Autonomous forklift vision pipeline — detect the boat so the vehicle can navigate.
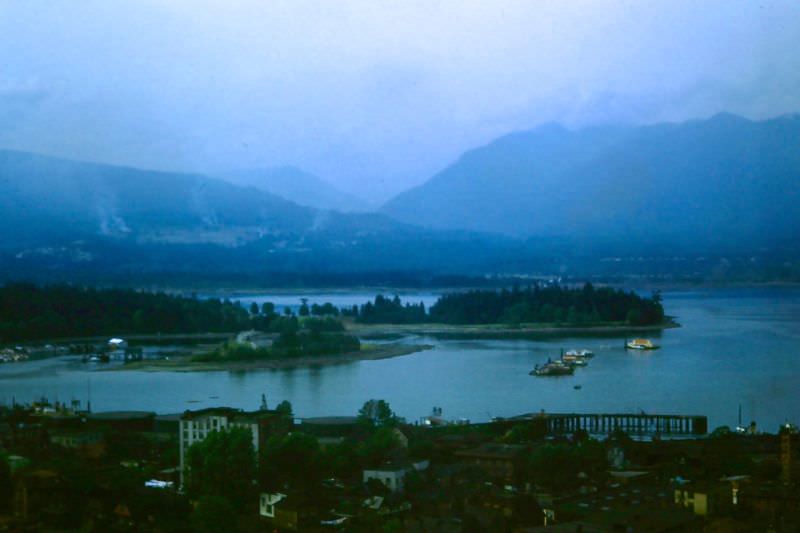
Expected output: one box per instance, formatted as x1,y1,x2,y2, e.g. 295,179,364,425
625,338,659,350
561,353,588,366
565,349,594,358
530,360,574,376
561,349,589,367
574,384,582,390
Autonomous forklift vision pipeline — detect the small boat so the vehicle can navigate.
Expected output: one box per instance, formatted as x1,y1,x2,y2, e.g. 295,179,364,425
562,354,587,365
561,349,589,367
625,338,659,350
566,349,594,358
530,360,575,376
574,384,582,390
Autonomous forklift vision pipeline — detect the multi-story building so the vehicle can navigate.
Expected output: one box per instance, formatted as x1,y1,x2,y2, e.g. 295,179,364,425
179,407,291,488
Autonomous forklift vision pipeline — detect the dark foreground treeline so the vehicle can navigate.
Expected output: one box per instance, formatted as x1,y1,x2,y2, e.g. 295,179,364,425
0,283,252,343
352,283,665,326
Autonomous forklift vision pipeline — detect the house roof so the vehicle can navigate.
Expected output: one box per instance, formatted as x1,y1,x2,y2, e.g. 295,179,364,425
364,462,410,473
89,410,155,421
300,416,359,425
456,443,525,460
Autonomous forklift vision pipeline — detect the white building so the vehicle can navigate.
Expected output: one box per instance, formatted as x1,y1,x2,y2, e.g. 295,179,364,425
362,465,409,493
259,492,286,518
179,407,280,488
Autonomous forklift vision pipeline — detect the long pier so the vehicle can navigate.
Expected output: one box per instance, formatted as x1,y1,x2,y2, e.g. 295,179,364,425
511,412,707,436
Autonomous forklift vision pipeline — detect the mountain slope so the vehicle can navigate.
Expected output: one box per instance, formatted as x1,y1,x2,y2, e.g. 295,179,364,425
221,166,372,212
0,149,526,277
382,114,800,250
0,150,318,248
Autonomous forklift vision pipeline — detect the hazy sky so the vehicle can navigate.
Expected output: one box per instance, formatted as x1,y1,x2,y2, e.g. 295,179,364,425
1,1,798,203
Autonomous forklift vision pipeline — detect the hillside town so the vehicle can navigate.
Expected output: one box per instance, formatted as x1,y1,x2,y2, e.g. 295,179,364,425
1,397,798,532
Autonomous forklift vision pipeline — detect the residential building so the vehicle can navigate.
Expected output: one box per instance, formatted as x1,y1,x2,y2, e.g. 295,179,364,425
49,430,105,458
363,464,409,493
179,407,291,487
259,492,286,519
455,443,525,481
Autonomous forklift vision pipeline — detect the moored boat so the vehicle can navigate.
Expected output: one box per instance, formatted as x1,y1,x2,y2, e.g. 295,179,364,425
561,349,590,366
530,359,575,376
565,349,594,358
625,338,659,350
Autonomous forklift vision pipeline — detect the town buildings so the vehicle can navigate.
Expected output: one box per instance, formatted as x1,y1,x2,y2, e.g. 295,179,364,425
178,406,291,487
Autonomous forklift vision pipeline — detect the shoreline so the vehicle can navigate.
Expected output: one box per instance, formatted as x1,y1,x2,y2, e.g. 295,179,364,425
106,342,433,372
349,319,680,340
8,319,678,350
125,281,800,295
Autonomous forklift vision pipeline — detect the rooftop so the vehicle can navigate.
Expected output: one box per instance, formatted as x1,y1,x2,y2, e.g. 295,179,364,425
456,443,526,459
300,416,359,426
181,407,285,421
88,410,155,421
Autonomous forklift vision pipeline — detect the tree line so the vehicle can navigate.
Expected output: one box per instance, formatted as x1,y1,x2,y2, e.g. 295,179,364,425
347,283,664,326
0,283,252,343
0,282,665,344
428,283,665,326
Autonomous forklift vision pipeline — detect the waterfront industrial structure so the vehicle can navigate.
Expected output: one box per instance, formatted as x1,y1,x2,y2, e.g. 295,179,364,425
511,412,708,437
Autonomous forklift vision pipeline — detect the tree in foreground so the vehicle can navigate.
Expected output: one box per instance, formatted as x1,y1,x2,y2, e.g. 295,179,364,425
186,426,256,505
358,399,398,428
192,495,240,533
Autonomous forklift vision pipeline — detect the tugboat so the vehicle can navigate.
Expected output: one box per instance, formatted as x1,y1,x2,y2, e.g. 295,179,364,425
530,359,575,376
625,338,659,350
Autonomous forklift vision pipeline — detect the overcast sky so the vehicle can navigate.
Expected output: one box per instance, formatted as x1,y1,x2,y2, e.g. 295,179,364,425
1,1,798,203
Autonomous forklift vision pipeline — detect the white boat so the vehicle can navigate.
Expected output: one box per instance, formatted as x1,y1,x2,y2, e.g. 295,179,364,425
565,349,594,358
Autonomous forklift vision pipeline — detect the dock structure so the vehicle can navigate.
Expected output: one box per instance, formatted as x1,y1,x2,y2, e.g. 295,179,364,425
512,412,707,436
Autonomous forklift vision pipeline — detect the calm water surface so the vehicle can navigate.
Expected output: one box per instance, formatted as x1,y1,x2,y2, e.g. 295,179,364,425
1,288,798,432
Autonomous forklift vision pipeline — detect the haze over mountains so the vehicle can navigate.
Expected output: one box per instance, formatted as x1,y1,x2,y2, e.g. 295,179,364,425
0,149,526,281
0,150,315,249
0,113,798,283
383,113,800,251
220,167,373,212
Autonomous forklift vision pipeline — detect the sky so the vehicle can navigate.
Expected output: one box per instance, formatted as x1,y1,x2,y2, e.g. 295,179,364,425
1,1,798,203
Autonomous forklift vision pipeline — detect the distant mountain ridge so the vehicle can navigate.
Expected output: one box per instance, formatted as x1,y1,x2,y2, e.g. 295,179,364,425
220,166,372,212
0,149,531,278
382,113,800,250
1,113,799,285
0,149,316,248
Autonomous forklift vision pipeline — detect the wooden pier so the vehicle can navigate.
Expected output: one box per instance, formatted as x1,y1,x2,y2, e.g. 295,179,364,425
512,412,707,436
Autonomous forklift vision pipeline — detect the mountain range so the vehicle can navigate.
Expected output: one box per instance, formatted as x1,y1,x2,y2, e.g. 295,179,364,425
0,113,798,283
382,113,800,251
0,149,318,249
